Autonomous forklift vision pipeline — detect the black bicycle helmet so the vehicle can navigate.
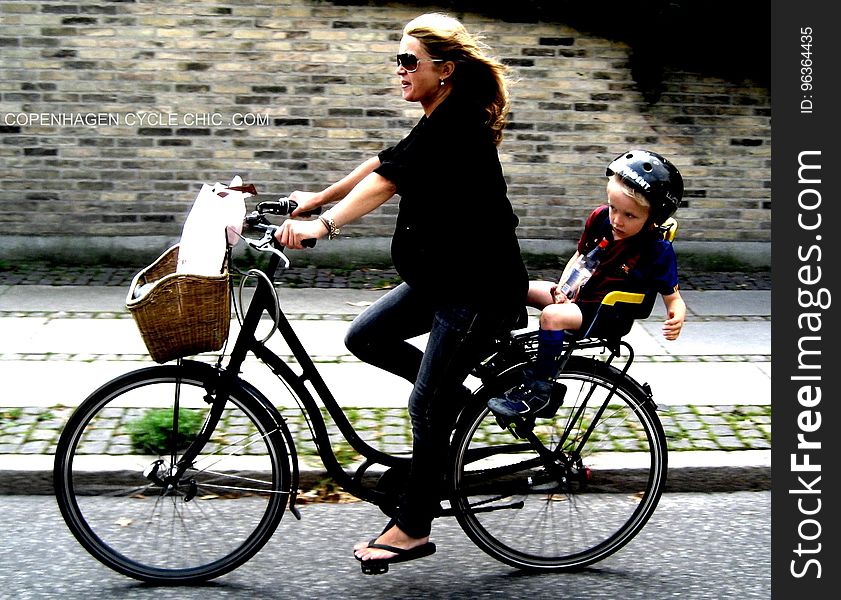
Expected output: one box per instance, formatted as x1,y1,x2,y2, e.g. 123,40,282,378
606,149,683,224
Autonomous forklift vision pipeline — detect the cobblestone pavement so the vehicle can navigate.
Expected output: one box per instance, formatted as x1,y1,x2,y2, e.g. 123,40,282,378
0,262,771,291
0,403,771,464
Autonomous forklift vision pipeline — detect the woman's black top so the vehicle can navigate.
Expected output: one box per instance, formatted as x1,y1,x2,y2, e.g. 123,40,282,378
375,93,528,312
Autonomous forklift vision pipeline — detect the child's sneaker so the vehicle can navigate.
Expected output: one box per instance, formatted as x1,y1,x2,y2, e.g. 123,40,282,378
533,381,566,418
488,379,565,419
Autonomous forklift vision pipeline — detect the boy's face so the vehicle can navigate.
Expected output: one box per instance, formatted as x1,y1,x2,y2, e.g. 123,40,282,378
606,178,651,241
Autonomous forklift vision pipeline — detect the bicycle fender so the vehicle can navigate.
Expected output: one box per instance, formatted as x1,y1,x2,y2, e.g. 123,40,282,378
592,361,657,409
176,361,303,520
231,374,302,520
569,356,659,411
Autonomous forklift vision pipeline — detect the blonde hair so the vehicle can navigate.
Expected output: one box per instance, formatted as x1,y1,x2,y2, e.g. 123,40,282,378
404,13,510,146
612,174,651,210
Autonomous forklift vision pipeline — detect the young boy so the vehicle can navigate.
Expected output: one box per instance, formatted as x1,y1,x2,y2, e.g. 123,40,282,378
489,149,687,419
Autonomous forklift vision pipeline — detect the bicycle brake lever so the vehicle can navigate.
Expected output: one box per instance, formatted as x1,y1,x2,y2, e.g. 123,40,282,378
245,230,290,268
250,203,317,248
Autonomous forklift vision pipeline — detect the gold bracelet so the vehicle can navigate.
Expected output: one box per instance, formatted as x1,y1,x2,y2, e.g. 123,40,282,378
318,215,341,240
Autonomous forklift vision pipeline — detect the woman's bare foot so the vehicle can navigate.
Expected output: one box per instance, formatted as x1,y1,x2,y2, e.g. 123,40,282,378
353,523,429,561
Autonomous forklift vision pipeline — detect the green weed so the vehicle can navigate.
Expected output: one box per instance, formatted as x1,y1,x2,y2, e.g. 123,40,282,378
127,408,204,455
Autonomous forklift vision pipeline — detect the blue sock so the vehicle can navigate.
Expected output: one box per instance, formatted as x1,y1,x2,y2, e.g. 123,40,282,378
533,328,565,380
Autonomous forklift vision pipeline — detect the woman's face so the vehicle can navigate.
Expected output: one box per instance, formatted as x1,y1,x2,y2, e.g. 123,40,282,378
397,35,450,114
606,177,651,240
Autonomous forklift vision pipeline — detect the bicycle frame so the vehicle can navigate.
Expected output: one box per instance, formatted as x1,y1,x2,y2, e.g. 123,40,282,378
172,248,412,511
172,222,655,517
555,335,646,457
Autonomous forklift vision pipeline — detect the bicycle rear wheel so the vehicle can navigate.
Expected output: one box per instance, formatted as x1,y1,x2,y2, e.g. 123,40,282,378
450,355,667,571
53,362,291,584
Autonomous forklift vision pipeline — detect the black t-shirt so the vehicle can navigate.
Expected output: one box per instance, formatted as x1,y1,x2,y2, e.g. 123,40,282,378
375,93,527,311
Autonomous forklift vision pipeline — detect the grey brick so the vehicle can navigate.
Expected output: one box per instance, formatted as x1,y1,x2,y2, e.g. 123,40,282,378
0,0,770,246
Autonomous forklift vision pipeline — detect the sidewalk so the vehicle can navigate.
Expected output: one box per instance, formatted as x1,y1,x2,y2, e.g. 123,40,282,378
0,278,771,494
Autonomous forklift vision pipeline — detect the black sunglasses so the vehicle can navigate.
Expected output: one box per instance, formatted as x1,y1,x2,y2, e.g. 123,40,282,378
395,53,443,73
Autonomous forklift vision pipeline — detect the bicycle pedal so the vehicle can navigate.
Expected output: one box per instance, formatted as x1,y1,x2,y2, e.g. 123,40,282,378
361,560,389,575
494,415,512,430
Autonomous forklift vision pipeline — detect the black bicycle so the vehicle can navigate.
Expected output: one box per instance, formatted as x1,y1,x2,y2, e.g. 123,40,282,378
53,200,668,584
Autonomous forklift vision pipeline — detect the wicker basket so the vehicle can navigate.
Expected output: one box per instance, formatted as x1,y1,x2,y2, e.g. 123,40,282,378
126,244,231,364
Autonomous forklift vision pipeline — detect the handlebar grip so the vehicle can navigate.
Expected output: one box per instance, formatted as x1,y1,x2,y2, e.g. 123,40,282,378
302,238,317,248
256,198,322,217
255,200,290,215
288,199,322,218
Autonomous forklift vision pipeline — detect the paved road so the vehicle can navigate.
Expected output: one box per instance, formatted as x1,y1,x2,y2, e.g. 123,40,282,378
1,492,770,599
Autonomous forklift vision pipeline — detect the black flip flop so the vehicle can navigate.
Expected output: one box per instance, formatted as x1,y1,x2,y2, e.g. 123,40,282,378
356,541,437,575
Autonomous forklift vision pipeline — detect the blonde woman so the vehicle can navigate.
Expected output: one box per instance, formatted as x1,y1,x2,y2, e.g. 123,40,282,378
277,13,528,570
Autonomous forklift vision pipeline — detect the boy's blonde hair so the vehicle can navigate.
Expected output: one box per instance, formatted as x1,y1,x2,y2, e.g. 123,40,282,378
611,174,651,211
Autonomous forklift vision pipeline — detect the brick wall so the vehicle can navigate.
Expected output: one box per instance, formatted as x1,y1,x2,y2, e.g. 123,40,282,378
0,1,770,263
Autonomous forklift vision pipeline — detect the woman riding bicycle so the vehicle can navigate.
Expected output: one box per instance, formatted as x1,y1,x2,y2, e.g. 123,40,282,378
276,13,528,570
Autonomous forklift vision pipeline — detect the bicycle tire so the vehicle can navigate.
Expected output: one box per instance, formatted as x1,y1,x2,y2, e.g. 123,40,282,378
53,362,291,584
450,355,667,571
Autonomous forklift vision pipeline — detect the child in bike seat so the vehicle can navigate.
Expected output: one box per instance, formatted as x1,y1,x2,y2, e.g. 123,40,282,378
488,149,687,419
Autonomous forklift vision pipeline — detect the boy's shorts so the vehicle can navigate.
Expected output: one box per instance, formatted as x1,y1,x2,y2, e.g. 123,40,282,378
577,300,643,340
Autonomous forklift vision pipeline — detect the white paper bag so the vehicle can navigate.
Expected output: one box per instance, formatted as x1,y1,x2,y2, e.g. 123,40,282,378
211,175,250,246
176,176,251,276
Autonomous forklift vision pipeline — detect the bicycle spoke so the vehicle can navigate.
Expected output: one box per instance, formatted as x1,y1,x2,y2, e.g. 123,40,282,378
190,426,281,473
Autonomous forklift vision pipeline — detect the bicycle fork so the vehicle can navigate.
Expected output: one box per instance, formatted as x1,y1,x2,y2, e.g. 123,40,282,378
141,364,237,499
144,256,276,499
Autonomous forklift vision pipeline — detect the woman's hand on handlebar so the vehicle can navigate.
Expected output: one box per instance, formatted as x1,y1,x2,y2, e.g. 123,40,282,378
276,216,325,249
288,191,322,217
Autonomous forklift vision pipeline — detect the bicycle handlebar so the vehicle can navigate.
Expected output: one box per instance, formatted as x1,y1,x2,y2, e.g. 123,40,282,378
242,198,318,259
255,198,322,218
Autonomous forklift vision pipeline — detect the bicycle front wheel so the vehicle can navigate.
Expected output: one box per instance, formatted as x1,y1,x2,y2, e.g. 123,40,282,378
53,363,291,584
451,355,667,571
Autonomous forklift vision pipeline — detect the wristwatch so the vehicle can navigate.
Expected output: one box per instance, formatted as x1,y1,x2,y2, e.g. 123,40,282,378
318,216,341,240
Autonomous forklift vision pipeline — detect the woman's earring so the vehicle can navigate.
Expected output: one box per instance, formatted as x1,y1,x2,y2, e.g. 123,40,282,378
439,79,445,87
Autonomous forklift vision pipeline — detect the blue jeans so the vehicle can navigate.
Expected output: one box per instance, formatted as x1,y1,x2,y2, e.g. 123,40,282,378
345,283,511,538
